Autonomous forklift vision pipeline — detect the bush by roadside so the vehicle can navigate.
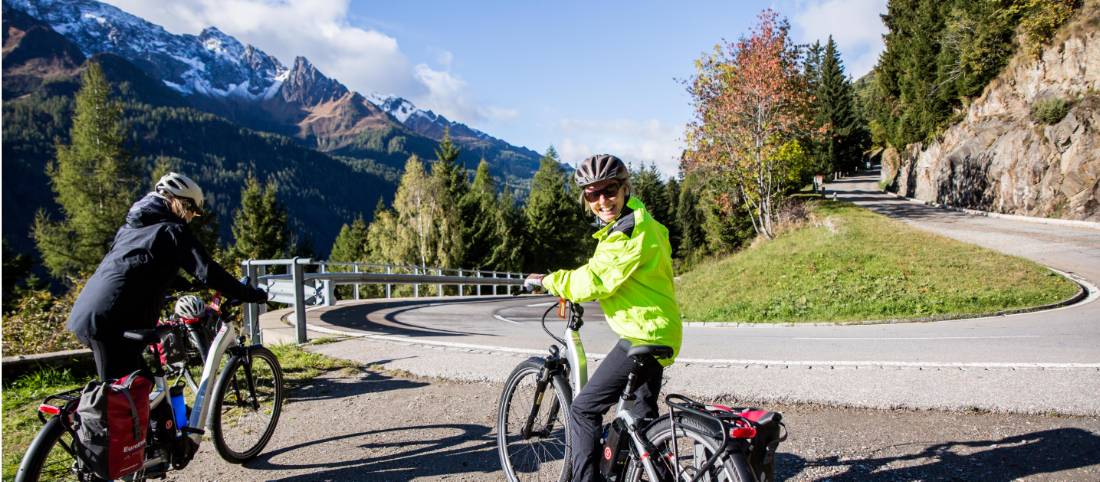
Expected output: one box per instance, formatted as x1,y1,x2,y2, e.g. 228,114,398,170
2,284,84,357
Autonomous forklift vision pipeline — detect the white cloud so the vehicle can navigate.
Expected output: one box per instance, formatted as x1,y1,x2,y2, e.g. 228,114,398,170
789,0,888,77
102,0,506,126
555,119,683,178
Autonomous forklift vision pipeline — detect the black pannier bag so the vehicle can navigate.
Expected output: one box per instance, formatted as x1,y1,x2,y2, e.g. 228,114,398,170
737,408,786,482
70,371,154,479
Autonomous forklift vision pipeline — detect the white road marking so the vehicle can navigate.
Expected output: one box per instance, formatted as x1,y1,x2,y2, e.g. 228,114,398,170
493,314,521,325
293,323,1100,370
794,335,1041,341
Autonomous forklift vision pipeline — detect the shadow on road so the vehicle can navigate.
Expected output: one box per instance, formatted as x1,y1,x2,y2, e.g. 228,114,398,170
785,428,1100,481
317,297,520,338
285,367,427,403
244,423,498,481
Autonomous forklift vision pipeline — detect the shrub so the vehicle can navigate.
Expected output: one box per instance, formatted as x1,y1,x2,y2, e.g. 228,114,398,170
1031,97,1071,124
2,284,84,356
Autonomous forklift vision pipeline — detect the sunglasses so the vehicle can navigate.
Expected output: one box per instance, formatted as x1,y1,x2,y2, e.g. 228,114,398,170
583,182,622,203
181,198,202,216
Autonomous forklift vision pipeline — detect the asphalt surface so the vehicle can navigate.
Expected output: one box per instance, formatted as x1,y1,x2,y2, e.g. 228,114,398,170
173,172,1100,481
167,365,1100,481
258,173,1100,414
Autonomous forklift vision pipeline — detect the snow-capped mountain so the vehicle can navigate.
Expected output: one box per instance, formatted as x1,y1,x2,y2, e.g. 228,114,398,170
368,93,494,142
7,0,288,99
8,0,542,178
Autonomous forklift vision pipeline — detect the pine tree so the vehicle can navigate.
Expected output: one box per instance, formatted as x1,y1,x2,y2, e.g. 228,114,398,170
33,62,141,279
431,128,467,268
664,177,682,257
492,189,525,271
523,147,592,272
225,177,290,266
461,160,503,269
631,164,669,225
814,37,868,175
329,216,370,264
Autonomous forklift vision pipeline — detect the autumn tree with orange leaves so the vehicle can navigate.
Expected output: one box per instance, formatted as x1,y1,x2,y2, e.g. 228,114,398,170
684,9,813,239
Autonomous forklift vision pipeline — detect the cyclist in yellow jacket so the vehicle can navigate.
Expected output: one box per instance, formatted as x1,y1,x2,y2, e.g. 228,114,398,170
525,154,682,481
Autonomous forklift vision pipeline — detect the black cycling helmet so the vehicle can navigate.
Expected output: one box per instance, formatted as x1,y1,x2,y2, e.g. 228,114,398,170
574,154,628,188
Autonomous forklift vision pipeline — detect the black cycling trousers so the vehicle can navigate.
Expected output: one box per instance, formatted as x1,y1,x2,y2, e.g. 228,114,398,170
568,339,664,481
88,338,147,381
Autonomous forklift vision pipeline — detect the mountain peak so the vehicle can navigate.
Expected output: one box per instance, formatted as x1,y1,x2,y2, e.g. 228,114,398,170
280,54,347,106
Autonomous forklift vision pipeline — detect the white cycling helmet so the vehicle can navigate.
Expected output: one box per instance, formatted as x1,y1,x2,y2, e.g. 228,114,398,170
175,295,206,319
156,172,204,210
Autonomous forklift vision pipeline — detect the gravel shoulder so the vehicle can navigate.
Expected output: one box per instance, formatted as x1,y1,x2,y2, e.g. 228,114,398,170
165,341,1100,482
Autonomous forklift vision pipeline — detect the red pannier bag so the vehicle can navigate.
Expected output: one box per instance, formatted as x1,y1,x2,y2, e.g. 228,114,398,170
73,370,153,479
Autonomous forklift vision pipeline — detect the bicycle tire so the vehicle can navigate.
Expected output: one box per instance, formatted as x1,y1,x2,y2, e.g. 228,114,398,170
210,345,284,463
15,416,85,482
622,414,755,482
497,358,573,482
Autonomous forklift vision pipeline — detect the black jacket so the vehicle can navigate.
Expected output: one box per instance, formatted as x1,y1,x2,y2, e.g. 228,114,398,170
67,193,260,343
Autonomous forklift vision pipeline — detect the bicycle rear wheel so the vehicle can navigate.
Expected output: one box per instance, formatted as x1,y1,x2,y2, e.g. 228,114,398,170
623,415,753,482
210,345,284,463
15,417,85,482
497,358,573,482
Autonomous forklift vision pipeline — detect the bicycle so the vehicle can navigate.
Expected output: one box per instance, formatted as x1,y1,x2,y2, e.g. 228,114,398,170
16,291,285,482
496,295,785,482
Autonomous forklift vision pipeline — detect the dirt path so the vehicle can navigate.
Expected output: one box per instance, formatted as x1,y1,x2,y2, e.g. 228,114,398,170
167,366,1100,481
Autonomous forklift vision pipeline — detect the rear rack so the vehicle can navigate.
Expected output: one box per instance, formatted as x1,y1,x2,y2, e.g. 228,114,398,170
664,393,734,482
38,387,82,424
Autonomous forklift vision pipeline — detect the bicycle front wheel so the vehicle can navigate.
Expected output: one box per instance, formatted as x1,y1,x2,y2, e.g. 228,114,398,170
210,345,284,463
623,415,753,482
15,416,84,482
497,358,573,482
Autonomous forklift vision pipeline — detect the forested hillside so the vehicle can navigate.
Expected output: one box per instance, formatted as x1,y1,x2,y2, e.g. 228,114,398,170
864,0,1096,220
2,6,393,259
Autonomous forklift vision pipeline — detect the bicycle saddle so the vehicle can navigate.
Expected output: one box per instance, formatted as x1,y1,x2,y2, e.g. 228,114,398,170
627,345,674,360
122,325,174,344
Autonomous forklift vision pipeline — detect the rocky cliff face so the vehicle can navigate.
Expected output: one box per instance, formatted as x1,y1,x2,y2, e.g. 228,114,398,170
883,6,1100,221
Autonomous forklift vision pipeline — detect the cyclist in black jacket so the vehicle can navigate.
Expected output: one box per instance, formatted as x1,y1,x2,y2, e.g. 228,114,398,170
66,172,267,381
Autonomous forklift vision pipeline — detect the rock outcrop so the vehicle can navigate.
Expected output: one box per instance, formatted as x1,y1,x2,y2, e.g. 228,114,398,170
883,5,1100,221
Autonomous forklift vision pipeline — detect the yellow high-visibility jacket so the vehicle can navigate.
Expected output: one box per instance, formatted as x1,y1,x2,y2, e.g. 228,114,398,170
542,197,682,365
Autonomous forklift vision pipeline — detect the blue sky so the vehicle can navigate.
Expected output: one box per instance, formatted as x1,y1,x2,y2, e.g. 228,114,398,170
106,0,888,177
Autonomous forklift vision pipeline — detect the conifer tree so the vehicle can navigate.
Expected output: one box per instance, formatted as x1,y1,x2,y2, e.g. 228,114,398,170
33,62,141,279
523,147,591,272
329,216,370,264
631,164,670,225
431,128,467,268
492,189,525,271
814,37,868,175
461,160,503,269
225,177,289,266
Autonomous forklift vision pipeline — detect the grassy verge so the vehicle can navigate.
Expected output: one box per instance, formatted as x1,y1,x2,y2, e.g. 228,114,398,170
1,343,358,480
677,201,1079,323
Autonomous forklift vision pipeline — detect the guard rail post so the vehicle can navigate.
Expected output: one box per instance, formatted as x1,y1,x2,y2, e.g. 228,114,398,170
458,269,464,296
243,260,261,344
476,270,482,296
437,268,443,298
492,271,499,296
413,266,420,298
353,264,360,300
321,262,335,307
385,265,392,299
291,257,308,343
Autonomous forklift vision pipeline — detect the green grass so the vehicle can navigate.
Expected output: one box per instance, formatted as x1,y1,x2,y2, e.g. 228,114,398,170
1,343,358,480
677,201,1079,323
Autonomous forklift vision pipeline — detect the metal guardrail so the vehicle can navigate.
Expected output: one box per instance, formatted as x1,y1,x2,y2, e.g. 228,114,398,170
241,258,525,344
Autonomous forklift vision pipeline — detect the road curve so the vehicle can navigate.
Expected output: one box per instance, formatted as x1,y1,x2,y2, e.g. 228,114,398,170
264,173,1100,414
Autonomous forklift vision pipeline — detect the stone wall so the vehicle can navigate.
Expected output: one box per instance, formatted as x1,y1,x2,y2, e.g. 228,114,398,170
883,6,1100,221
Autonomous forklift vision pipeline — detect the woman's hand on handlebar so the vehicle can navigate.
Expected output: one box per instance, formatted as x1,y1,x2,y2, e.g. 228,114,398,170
523,273,545,294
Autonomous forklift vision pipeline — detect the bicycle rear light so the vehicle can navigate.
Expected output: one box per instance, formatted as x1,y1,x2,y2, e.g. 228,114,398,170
37,404,61,416
730,425,757,439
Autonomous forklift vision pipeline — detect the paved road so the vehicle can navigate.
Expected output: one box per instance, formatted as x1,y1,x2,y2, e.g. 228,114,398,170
262,173,1100,414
